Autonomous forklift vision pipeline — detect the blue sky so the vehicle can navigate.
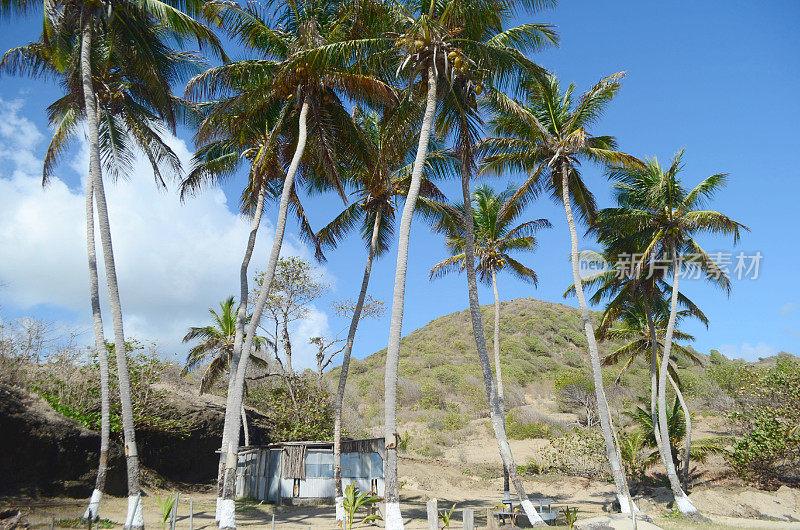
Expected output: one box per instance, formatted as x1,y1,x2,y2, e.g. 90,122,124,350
0,0,798,367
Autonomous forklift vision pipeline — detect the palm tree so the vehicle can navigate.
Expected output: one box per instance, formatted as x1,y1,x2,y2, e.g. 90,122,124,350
360,0,558,524
2,9,220,525
429,183,549,499
599,301,704,489
565,245,707,474
480,72,641,513
627,397,729,484
598,151,747,514
185,2,395,526
83,179,111,523
183,297,268,446
314,105,450,524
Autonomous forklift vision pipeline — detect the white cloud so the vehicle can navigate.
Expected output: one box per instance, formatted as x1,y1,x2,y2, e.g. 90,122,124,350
717,341,778,360
0,98,331,368
780,302,798,315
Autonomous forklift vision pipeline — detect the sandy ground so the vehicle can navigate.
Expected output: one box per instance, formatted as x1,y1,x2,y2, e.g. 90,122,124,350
7,465,800,529
6,406,800,529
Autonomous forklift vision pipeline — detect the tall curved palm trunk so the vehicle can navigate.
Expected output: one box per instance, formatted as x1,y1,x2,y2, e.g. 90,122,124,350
490,269,510,498
460,167,544,526
335,210,382,523
215,185,266,521
80,17,143,530
658,252,698,515
218,98,311,530
668,373,692,490
559,164,632,514
642,299,662,450
383,67,437,530
82,181,110,523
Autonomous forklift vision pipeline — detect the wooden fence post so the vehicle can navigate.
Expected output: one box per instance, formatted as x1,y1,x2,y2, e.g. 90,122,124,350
170,492,180,530
486,507,499,530
426,499,438,530
462,508,473,530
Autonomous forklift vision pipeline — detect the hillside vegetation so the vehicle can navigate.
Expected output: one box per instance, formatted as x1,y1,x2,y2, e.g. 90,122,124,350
326,297,799,489
329,298,655,431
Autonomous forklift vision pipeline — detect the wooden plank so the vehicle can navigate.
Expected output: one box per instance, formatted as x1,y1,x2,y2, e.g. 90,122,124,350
462,508,474,530
486,507,499,530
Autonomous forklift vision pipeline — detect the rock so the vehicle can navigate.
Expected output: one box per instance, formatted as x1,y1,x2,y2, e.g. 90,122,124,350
0,382,271,496
575,513,663,530
0,382,126,497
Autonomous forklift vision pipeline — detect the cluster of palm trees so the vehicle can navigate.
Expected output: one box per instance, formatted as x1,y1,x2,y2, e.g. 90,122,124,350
1,0,747,526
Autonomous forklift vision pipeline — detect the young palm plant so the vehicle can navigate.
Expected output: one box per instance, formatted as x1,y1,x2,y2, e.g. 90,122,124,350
628,397,729,485
186,1,395,526
597,151,747,514
182,297,269,445
313,105,451,524
429,183,550,499
480,72,641,513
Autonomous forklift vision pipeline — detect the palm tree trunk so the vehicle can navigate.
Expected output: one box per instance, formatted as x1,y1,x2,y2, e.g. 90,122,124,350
461,158,544,526
642,297,662,450
281,321,293,374
383,66,437,530
668,374,691,491
491,269,510,500
216,185,265,521
335,210,382,524
218,97,311,530
658,249,698,515
80,16,143,529
240,403,250,447
559,163,632,514
82,179,110,523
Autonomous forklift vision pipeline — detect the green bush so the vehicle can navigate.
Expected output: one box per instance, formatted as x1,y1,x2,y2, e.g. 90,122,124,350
248,375,334,441
30,340,192,436
726,357,800,487
506,411,551,440
441,407,468,432
420,381,445,409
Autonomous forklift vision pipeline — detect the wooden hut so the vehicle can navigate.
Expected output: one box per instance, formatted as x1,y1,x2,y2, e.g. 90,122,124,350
235,438,385,503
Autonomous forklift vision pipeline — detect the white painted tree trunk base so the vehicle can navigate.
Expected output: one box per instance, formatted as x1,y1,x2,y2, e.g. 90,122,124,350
618,494,638,514
215,497,222,522
675,494,698,515
520,499,546,525
335,496,344,523
219,498,236,529
384,501,404,529
124,495,143,529
83,489,103,521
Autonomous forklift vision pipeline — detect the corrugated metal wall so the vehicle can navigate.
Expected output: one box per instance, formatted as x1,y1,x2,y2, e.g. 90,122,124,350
236,445,385,502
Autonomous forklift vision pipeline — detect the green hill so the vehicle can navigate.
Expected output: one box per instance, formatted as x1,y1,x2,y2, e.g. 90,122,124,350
326,297,682,436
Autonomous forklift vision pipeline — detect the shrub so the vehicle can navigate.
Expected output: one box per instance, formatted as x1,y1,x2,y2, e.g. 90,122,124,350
506,411,551,440
539,429,610,479
29,339,192,436
417,443,444,459
441,406,468,432
248,375,334,441
420,381,445,409
726,357,800,487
